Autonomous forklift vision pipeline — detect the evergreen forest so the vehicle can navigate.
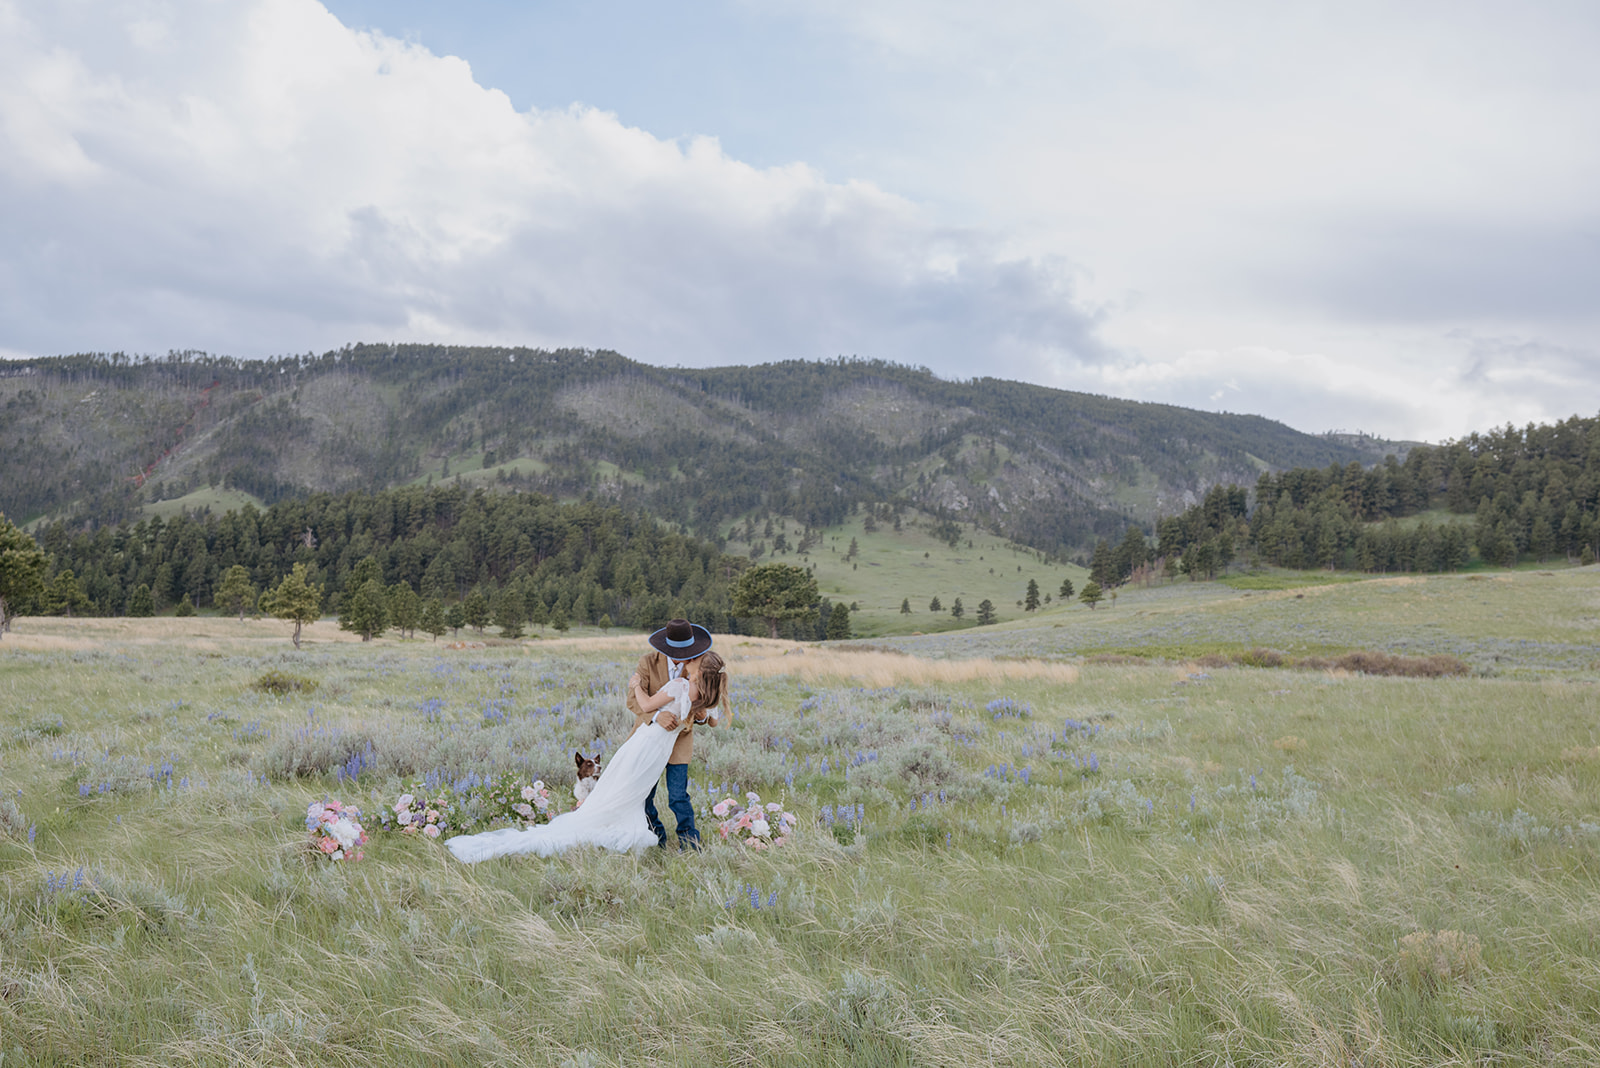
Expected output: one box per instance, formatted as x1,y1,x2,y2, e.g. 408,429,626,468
1086,415,1600,586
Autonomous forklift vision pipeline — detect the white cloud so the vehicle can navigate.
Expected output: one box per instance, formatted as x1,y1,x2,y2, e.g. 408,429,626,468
4,0,1599,444
0,0,1101,374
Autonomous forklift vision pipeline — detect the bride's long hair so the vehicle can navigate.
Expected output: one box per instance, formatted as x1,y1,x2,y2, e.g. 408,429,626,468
689,651,726,711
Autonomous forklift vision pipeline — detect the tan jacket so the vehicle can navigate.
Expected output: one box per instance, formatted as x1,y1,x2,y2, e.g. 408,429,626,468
625,651,723,765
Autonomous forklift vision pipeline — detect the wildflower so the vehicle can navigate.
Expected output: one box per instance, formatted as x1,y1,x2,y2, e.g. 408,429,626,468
423,824,441,838
521,785,537,801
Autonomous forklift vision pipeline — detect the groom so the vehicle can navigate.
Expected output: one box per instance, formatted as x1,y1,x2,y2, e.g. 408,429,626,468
626,618,717,850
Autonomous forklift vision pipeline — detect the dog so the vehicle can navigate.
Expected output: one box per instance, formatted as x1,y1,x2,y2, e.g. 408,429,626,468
573,752,601,806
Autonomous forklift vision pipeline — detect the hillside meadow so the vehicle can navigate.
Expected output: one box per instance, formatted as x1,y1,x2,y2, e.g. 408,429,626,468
2,571,1599,1066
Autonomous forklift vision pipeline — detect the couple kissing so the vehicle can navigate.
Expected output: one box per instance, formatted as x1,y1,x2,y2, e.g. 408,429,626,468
447,619,726,863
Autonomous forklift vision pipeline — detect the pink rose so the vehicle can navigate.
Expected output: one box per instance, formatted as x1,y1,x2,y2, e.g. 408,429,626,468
423,824,441,838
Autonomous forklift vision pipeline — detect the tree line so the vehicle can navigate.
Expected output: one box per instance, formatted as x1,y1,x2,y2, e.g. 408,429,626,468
8,486,747,633
1090,412,1600,584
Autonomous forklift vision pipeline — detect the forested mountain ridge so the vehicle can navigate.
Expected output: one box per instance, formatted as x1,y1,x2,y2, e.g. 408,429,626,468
0,346,1374,554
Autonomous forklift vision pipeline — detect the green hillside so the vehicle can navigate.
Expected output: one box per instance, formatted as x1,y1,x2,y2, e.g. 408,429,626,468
0,347,1369,556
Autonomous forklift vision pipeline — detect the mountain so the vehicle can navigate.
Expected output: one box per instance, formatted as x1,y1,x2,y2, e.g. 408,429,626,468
0,346,1372,554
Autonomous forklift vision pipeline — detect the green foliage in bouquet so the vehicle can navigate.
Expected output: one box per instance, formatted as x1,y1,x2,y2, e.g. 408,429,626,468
366,771,557,839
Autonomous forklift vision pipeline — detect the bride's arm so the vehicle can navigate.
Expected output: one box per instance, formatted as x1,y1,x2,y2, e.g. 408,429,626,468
630,675,676,714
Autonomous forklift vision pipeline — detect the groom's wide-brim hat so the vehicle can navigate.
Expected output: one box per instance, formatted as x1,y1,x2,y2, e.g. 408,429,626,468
648,618,713,660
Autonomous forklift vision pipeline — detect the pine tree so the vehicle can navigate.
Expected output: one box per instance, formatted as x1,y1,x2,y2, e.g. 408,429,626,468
421,597,446,641
1089,540,1115,586
388,583,421,638
1079,581,1103,610
732,563,819,639
174,593,197,617
493,587,525,639
950,597,964,619
0,513,48,636
444,601,465,636
929,596,942,612
826,602,852,640
1058,578,1074,600
462,589,491,633
45,568,91,617
127,584,155,618
259,564,322,649
340,579,389,641
900,598,911,614
215,564,257,623
1024,578,1040,611
976,598,996,625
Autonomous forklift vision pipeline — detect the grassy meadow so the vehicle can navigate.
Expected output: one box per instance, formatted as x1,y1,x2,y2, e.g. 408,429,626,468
3,571,1600,1066
725,511,1089,638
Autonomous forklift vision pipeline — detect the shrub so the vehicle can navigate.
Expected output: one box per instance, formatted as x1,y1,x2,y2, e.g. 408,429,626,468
251,670,318,696
1393,930,1481,992
0,798,30,839
257,723,376,780
1299,651,1470,677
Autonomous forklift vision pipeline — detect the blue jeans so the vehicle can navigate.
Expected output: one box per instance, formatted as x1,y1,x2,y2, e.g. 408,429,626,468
644,763,698,849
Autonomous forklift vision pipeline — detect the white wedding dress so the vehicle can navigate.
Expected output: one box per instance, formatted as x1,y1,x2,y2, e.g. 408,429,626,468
446,678,691,863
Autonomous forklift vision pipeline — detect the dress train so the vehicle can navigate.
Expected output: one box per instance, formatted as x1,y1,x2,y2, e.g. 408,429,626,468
446,679,688,863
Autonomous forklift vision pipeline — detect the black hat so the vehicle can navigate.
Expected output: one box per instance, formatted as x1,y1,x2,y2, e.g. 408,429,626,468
648,618,713,660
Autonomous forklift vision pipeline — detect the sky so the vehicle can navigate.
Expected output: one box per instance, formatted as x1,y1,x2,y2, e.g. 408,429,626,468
2,0,1597,442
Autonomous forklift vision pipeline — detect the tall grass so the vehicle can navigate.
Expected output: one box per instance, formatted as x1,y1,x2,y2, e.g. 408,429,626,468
2,604,1598,1065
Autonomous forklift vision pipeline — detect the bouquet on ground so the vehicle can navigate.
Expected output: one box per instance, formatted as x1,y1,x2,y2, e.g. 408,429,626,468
369,771,557,839
388,788,454,838
306,799,368,860
712,791,796,850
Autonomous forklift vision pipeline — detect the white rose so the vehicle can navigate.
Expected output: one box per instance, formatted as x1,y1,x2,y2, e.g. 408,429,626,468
751,818,771,837
330,817,359,849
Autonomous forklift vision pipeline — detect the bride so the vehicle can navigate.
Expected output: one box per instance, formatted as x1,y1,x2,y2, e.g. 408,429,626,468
446,653,724,863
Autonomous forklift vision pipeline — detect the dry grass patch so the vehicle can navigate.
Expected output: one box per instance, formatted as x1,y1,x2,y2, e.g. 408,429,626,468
1393,930,1482,991
733,645,1079,687
0,616,363,651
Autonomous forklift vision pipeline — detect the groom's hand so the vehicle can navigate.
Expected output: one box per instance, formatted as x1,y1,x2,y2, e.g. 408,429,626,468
657,708,680,731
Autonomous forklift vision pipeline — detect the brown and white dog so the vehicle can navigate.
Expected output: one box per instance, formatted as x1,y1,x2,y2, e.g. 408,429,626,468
573,752,601,806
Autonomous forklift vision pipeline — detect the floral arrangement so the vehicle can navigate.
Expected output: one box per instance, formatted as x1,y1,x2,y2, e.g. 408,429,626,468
306,799,367,861
366,771,556,839
712,791,796,850
390,788,451,838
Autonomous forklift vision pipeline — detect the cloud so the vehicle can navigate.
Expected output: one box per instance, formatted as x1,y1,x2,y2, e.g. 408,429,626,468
0,0,1102,374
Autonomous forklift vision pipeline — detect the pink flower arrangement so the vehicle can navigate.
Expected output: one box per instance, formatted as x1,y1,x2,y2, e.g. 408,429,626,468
513,781,554,820
306,799,368,861
391,791,451,836
712,791,796,849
